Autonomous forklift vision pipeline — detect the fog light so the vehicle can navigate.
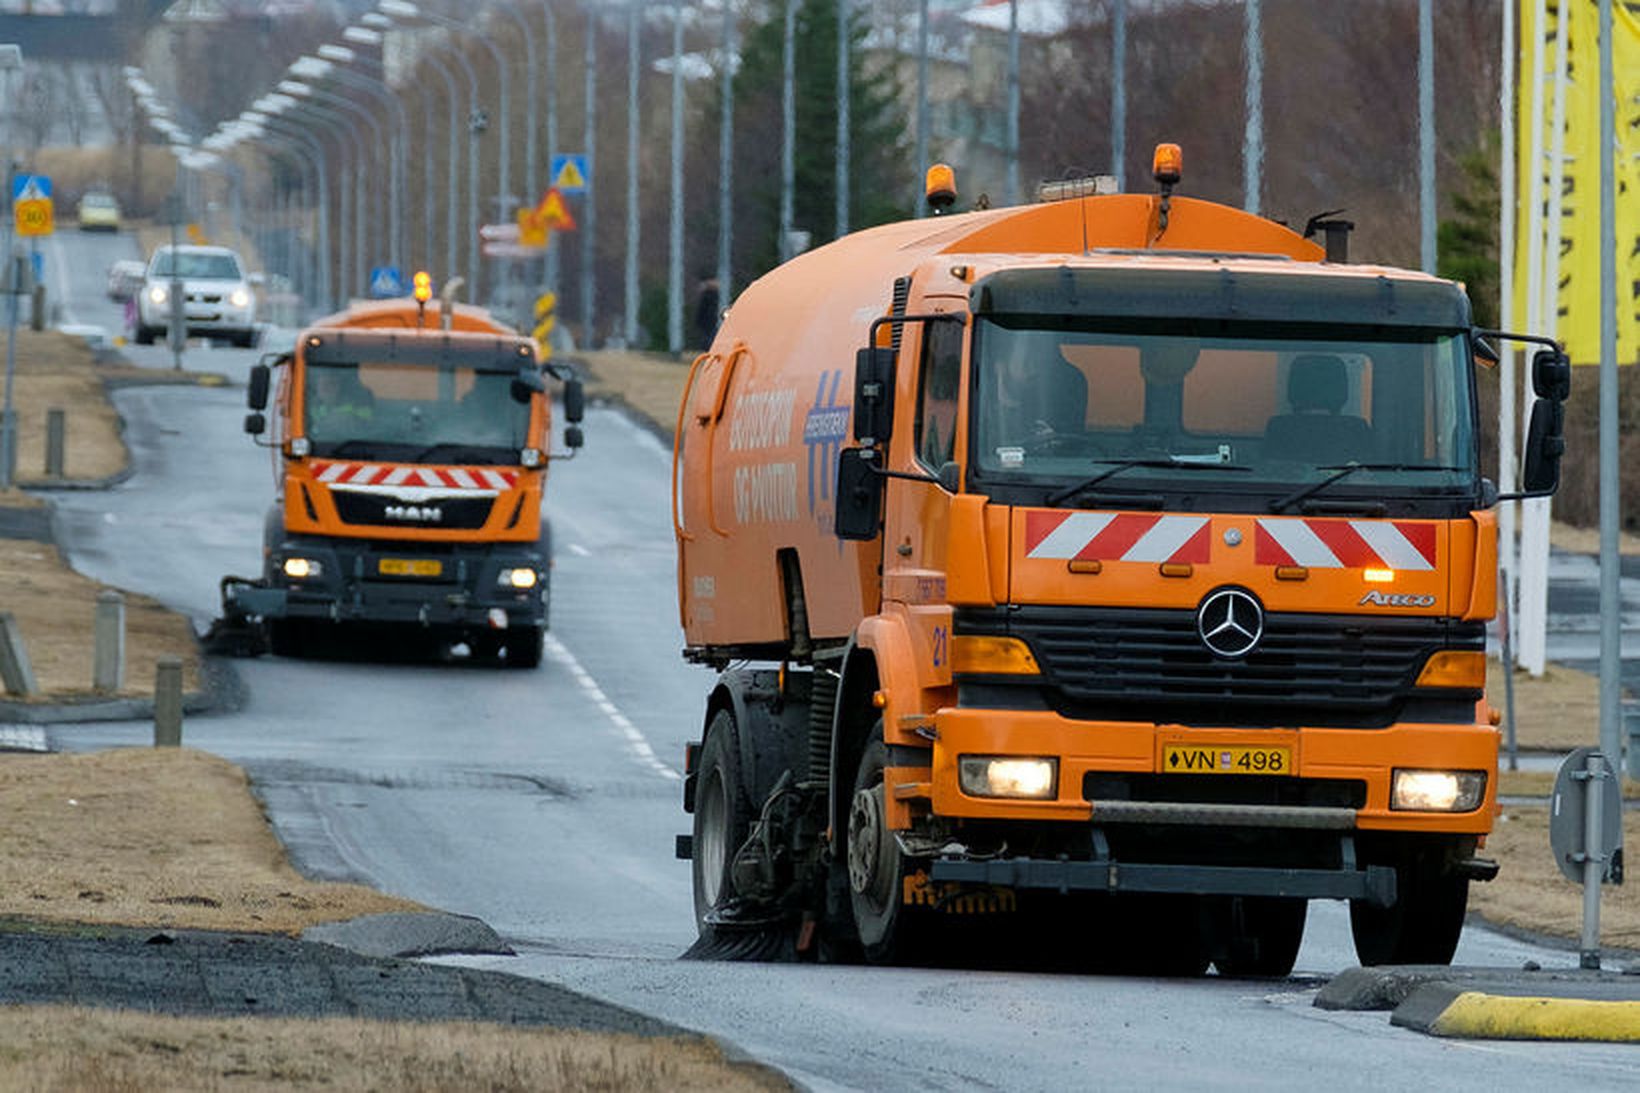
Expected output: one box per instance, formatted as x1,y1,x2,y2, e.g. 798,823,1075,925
1391,769,1486,812
282,557,322,579
498,567,537,589
959,756,1057,799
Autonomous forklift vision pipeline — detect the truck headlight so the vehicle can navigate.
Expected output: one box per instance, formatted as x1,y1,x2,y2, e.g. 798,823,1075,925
229,288,252,309
959,756,1057,800
1390,769,1486,812
147,284,168,305
282,557,323,579
498,567,538,589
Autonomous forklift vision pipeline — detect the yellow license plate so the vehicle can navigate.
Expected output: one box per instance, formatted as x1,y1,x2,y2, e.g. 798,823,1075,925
378,558,442,577
1163,744,1291,776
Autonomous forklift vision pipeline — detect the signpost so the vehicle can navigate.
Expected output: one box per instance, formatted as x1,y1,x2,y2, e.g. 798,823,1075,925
1550,746,1625,968
549,153,589,194
2,174,53,487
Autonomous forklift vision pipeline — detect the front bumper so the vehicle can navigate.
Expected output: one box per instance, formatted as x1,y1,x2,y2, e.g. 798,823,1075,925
229,537,547,629
925,708,1499,836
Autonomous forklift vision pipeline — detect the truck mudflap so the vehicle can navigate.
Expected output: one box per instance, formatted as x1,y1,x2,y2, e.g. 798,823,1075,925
929,831,1399,908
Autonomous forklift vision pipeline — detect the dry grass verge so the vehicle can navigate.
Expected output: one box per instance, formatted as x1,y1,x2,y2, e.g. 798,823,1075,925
1472,807,1640,951
0,329,210,702
0,1007,782,1092
0,749,419,933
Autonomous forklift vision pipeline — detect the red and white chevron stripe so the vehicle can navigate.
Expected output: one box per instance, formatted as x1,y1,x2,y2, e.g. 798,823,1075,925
1255,518,1436,571
309,460,518,492
1025,512,1211,564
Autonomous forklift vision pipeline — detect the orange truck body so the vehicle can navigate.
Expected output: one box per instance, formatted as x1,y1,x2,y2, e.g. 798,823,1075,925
675,161,1563,969
227,298,562,666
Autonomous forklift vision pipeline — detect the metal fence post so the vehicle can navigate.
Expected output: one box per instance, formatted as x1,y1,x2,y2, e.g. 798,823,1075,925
0,610,39,696
154,656,183,747
93,590,124,694
44,407,64,477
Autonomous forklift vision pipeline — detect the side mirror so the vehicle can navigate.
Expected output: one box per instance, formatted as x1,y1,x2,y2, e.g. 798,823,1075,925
937,460,961,493
563,377,586,423
564,424,584,450
834,446,885,540
247,363,270,410
1520,397,1565,494
1532,348,1571,401
244,411,266,436
852,346,896,444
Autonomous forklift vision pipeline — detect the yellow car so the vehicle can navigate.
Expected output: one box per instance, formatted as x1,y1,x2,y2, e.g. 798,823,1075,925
76,191,121,232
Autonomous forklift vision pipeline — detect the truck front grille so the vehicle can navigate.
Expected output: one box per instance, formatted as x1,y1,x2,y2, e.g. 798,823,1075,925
332,492,495,530
956,606,1483,728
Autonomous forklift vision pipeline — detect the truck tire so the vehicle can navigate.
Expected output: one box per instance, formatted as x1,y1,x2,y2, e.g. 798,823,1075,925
505,625,543,668
266,619,305,658
1210,896,1307,978
846,733,930,964
1349,851,1468,966
692,710,754,932
133,324,156,346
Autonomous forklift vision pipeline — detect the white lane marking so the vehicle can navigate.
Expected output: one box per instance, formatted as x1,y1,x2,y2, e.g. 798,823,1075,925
544,634,679,781
567,542,591,557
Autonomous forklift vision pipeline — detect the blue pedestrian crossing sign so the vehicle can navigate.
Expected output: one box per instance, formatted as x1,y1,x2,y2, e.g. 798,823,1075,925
11,174,51,202
550,153,589,194
368,266,406,299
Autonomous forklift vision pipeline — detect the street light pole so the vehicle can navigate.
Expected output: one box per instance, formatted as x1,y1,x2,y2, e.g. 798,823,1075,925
583,3,598,345
717,0,733,304
625,0,640,346
667,0,684,354
313,48,411,272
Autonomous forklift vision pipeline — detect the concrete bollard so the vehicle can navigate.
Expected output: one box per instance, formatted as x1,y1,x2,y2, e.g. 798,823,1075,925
93,590,125,694
154,656,183,747
45,407,65,477
0,611,38,696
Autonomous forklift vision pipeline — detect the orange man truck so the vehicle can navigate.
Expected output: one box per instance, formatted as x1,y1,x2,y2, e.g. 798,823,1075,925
674,146,1569,971
216,284,585,667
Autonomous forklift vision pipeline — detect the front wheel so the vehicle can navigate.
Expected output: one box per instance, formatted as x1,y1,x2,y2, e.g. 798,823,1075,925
1210,896,1307,978
846,734,931,964
1350,849,1468,966
504,625,542,668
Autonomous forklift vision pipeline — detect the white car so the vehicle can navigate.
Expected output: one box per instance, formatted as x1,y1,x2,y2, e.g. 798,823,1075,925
135,245,258,348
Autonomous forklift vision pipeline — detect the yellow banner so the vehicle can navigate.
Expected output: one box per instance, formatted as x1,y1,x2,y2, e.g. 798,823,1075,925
1513,0,1640,364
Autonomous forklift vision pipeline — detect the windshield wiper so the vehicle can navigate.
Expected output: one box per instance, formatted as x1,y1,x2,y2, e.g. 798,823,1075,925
409,442,514,465
320,439,385,459
1269,462,1464,514
1047,457,1251,506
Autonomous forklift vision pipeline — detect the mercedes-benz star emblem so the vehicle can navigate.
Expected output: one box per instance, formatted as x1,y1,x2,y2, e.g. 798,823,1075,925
1196,587,1264,659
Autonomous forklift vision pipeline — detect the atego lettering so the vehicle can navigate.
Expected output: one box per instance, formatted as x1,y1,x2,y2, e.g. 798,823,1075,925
1359,590,1436,608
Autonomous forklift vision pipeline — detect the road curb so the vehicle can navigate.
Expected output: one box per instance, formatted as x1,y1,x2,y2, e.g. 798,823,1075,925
0,638,247,725
1390,982,1640,1041
1316,963,1640,1011
302,911,515,960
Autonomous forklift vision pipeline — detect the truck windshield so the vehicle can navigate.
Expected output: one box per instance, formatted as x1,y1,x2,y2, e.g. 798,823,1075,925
149,252,242,280
970,318,1475,508
303,360,530,463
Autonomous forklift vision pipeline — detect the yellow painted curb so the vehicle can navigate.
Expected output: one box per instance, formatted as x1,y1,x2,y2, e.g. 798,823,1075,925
1432,991,1640,1041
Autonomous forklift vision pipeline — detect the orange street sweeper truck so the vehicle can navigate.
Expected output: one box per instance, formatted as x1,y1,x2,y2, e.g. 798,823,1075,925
673,146,1569,972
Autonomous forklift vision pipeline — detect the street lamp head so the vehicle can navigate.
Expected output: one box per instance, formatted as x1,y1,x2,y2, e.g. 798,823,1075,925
317,43,357,64
289,55,333,80
378,0,419,18
343,25,384,45
276,80,312,97
360,11,392,29
264,93,299,111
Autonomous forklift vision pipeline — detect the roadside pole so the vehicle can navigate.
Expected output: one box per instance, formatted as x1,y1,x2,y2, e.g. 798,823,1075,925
165,190,184,371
